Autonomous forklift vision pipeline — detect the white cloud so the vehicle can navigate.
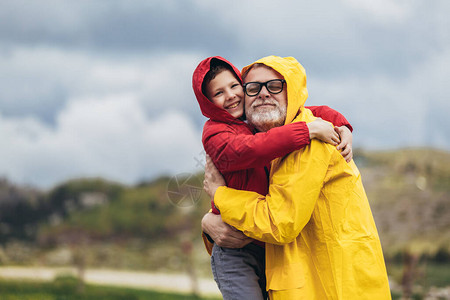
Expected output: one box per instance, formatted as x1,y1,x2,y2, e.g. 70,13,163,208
0,45,209,188
0,94,203,188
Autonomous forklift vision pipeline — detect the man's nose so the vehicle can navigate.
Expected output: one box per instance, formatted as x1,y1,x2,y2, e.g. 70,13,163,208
258,86,270,98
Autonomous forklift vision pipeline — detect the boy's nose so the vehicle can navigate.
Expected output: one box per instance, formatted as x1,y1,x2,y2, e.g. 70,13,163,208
226,91,235,99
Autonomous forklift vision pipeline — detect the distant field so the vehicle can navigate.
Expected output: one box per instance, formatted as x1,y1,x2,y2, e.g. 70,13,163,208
0,277,221,300
387,262,450,289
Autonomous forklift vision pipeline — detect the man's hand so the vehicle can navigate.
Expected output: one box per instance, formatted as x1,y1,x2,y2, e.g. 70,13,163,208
203,154,226,198
335,126,353,162
202,212,253,248
307,118,340,146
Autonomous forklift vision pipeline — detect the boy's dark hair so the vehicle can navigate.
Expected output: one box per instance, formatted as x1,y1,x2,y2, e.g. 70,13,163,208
202,59,236,97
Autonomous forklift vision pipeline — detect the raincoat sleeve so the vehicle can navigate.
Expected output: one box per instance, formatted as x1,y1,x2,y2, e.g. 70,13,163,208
307,105,353,132
204,106,349,173
214,141,332,245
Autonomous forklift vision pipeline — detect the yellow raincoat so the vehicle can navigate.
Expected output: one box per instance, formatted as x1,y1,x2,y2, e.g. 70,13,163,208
214,56,391,299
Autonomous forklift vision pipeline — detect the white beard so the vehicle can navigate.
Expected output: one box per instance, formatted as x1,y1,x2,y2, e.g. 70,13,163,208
247,100,287,132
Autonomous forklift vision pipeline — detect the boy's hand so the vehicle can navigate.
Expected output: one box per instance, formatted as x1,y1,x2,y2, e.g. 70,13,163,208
335,126,353,162
203,154,226,198
307,118,340,146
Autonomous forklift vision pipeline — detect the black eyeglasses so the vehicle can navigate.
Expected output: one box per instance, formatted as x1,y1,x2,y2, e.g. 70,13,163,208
243,79,286,97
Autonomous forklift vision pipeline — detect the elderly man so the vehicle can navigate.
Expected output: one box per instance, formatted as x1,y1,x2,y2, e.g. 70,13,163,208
203,56,391,299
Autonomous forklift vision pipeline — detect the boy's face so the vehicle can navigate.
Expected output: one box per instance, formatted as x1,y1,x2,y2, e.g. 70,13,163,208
205,70,244,119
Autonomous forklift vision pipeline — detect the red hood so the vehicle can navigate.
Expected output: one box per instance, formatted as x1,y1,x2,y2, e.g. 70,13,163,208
192,56,244,124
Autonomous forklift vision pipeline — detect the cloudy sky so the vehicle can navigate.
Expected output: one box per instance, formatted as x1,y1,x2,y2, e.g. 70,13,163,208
1,0,449,188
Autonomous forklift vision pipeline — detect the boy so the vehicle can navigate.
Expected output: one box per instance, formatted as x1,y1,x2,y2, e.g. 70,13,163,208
192,56,353,299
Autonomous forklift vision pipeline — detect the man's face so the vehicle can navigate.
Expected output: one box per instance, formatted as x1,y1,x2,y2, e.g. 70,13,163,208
244,66,287,132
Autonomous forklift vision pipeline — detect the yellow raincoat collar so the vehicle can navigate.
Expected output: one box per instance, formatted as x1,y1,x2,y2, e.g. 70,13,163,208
242,56,309,125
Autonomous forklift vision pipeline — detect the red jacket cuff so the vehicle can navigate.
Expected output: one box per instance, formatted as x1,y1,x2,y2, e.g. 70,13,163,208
290,122,311,147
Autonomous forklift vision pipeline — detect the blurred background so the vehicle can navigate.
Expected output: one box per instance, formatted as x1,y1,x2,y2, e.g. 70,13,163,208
0,0,449,299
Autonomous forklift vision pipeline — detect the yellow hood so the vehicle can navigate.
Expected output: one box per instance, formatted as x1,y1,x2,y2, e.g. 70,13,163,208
242,56,309,125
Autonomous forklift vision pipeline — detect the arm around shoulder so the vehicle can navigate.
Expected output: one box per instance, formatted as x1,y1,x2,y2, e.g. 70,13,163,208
203,122,311,172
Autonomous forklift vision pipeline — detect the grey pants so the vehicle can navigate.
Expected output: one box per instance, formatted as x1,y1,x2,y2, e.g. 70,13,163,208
211,243,267,300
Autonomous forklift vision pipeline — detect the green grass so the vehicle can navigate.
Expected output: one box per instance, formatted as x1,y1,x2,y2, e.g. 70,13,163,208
0,277,220,300
386,262,450,299
423,263,450,288
387,262,450,289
